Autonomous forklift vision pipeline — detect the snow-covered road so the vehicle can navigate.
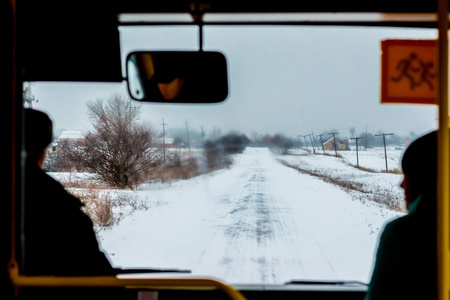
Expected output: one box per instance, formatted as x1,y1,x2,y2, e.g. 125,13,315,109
99,147,400,284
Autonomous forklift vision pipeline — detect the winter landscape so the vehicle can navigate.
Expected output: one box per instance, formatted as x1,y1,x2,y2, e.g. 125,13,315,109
50,145,406,285
31,25,439,287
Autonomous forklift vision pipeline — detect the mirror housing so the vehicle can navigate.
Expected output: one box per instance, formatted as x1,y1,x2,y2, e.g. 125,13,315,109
126,51,228,103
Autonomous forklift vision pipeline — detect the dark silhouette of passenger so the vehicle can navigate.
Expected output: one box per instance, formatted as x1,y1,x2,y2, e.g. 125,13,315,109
365,131,439,300
23,109,116,276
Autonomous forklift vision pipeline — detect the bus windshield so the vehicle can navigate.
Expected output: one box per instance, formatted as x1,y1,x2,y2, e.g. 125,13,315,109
28,25,437,284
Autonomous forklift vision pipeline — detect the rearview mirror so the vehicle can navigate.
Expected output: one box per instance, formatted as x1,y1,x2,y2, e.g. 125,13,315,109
126,51,228,103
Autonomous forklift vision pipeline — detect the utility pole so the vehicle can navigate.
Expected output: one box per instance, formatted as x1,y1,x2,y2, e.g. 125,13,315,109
307,134,316,154
350,137,364,167
330,132,339,156
217,128,221,139
311,131,317,150
23,83,38,108
316,133,327,153
375,133,393,172
311,131,321,151
185,119,191,158
301,135,309,152
365,124,368,150
200,125,205,147
161,118,168,163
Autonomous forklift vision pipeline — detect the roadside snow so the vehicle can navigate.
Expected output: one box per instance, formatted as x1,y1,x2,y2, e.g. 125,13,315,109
340,146,404,172
278,148,405,212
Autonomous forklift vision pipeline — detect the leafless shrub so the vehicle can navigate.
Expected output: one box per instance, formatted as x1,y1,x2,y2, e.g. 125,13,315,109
63,95,161,188
150,157,201,182
114,192,149,211
70,188,150,228
72,188,115,228
59,175,112,190
203,140,233,171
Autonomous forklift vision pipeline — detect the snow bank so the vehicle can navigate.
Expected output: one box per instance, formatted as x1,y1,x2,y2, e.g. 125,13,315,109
279,148,405,212
339,146,404,172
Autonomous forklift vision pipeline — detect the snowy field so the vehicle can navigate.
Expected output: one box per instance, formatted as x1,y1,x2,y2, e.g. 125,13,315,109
49,147,408,285
280,147,405,212
289,146,404,173
338,146,404,173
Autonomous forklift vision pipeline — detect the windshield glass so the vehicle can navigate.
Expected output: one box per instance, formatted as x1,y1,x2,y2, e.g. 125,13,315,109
28,25,437,284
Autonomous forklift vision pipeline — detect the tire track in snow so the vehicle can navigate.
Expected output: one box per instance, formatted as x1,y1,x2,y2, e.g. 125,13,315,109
198,148,338,283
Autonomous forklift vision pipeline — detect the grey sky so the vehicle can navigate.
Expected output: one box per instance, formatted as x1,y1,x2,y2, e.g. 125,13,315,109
33,25,438,140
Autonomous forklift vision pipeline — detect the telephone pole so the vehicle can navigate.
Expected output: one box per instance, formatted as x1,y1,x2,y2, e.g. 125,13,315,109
375,133,393,172
307,134,316,154
316,133,327,153
365,124,368,150
200,125,205,147
350,137,364,167
330,132,339,156
161,118,168,163
297,135,303,149
301,135,309,152
23,83,38,108
185,119,191,157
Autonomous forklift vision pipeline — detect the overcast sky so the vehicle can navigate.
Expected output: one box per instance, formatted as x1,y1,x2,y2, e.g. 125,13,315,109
32,25,439,140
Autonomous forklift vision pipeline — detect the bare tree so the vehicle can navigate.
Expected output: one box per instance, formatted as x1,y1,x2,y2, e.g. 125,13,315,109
65,95,159,188
349,127,356,138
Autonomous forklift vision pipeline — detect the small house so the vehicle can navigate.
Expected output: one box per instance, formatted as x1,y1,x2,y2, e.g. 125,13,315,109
323,137,349,151
159,137,175,148
58,131,84,145
46,130,84,155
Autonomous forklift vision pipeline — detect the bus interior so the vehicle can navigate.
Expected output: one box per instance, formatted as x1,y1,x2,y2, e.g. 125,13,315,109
3,1,450,300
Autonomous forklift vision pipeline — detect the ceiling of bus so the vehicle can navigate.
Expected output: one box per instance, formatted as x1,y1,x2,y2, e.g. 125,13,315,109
114,0,441,13
17,0,443,82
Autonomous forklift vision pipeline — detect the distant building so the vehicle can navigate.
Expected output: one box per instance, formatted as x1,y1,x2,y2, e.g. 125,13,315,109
46,131,84,155
58,131,84,143
46,141,58,156
58,131,84,148
158,137,175,148
323,137,349,151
